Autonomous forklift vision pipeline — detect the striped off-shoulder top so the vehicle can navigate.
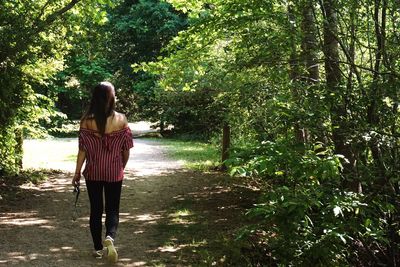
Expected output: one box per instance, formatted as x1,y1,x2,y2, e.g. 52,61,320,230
79,127,134,182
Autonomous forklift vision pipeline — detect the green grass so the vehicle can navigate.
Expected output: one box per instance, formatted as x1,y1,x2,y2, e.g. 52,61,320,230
157,139,220,171
64,154,77,162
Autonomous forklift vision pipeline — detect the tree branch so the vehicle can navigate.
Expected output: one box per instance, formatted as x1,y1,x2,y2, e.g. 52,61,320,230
34,0,82,33
36,0,54,22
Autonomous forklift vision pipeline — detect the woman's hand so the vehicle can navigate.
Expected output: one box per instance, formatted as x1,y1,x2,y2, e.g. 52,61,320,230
73,149,86,186
72,173,81,187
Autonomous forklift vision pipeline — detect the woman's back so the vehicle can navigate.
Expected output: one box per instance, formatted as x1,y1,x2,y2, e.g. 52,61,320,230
78,111,133,182
81,112,128,135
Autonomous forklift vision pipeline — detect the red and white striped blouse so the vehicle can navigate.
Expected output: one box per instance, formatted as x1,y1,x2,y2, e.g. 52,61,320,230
79,127,134,182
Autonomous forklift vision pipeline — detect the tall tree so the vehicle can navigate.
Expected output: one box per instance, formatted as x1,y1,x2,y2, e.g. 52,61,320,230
130,0,400,263
321,0,359,191
0,0,113,173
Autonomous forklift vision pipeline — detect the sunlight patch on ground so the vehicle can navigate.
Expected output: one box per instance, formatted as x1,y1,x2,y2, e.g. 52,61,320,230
119,212,165,224
1,247,78,265
0,217,49,226
19,181,69,193
4,252,49,262
135,213,163,222
156,239,207,253
126,140,183,176
218,204,238,210
168,209,196,225
158,245,181,253
120,260,148,266
169,209,192,217
60,247,74,250
170,217,196,225
0,212,50,226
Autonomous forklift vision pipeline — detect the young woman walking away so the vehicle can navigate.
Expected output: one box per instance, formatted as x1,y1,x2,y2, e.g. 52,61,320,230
72,81,134,262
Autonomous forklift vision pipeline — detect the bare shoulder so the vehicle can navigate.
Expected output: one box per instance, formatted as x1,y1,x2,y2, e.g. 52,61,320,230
114,112,128,128
80,119,88,129
81,118,97,130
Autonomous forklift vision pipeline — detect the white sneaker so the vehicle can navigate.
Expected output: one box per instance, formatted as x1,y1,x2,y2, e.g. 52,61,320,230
92,249,104,259
103,236,118,263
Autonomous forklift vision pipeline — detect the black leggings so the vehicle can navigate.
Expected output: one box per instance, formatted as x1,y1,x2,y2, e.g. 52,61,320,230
85,180,122,250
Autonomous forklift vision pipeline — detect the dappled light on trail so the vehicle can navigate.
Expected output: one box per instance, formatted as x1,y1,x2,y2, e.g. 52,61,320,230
0,213,50,226
2,139,258,266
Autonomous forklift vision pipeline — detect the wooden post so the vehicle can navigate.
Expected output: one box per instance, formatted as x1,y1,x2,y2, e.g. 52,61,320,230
15,127,23,170
221,124,230,170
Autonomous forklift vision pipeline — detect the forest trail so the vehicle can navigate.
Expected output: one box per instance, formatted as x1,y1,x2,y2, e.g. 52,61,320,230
0,138,256,266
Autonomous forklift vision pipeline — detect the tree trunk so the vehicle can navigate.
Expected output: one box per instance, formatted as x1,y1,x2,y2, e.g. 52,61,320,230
287,3,306,147
368,0,388,185
322,0,359,192
288,1,320,148
300,0,319,145
14,127,23,170
301,0,319,84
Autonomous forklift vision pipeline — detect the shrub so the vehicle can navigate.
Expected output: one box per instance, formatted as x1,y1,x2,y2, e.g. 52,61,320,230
229,140,399,266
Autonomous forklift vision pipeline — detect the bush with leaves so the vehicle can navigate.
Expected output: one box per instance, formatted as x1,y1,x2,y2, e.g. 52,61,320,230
229,140,399,266
0,0,116,174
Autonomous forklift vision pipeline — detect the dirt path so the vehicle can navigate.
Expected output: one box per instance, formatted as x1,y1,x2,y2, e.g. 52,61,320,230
0,139,257,266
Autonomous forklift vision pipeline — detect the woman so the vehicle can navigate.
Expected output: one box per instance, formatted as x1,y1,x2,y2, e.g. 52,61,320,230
72,81,133,262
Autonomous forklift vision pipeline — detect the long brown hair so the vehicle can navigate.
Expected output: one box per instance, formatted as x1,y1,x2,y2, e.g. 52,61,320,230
82,81,116,135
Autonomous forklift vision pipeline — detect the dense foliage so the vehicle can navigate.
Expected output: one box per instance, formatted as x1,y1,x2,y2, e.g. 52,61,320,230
1,0,399,265
45,0,188,122
107,0,187,121
0,0,116,173
0,0,186,172
140,0,400,265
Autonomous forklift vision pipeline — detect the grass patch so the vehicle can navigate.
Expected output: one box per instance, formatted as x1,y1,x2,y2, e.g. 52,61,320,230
64,154,77,162
157,139,220,171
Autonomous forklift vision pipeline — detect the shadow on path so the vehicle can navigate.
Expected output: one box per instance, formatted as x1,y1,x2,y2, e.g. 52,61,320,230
0,139,258,266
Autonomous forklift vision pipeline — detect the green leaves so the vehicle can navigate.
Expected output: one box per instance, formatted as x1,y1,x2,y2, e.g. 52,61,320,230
226,136,400,264
0,0,116,173
242,176,369,265
140,0,400,265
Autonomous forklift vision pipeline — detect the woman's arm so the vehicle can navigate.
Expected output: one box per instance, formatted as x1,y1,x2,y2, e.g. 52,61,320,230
121,113,130,168
72,149,86,186
122,150,130,169
72,120,87,186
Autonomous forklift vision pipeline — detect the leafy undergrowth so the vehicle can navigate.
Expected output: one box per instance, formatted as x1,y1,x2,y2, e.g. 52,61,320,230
226,140,400,266
0,169,61,202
